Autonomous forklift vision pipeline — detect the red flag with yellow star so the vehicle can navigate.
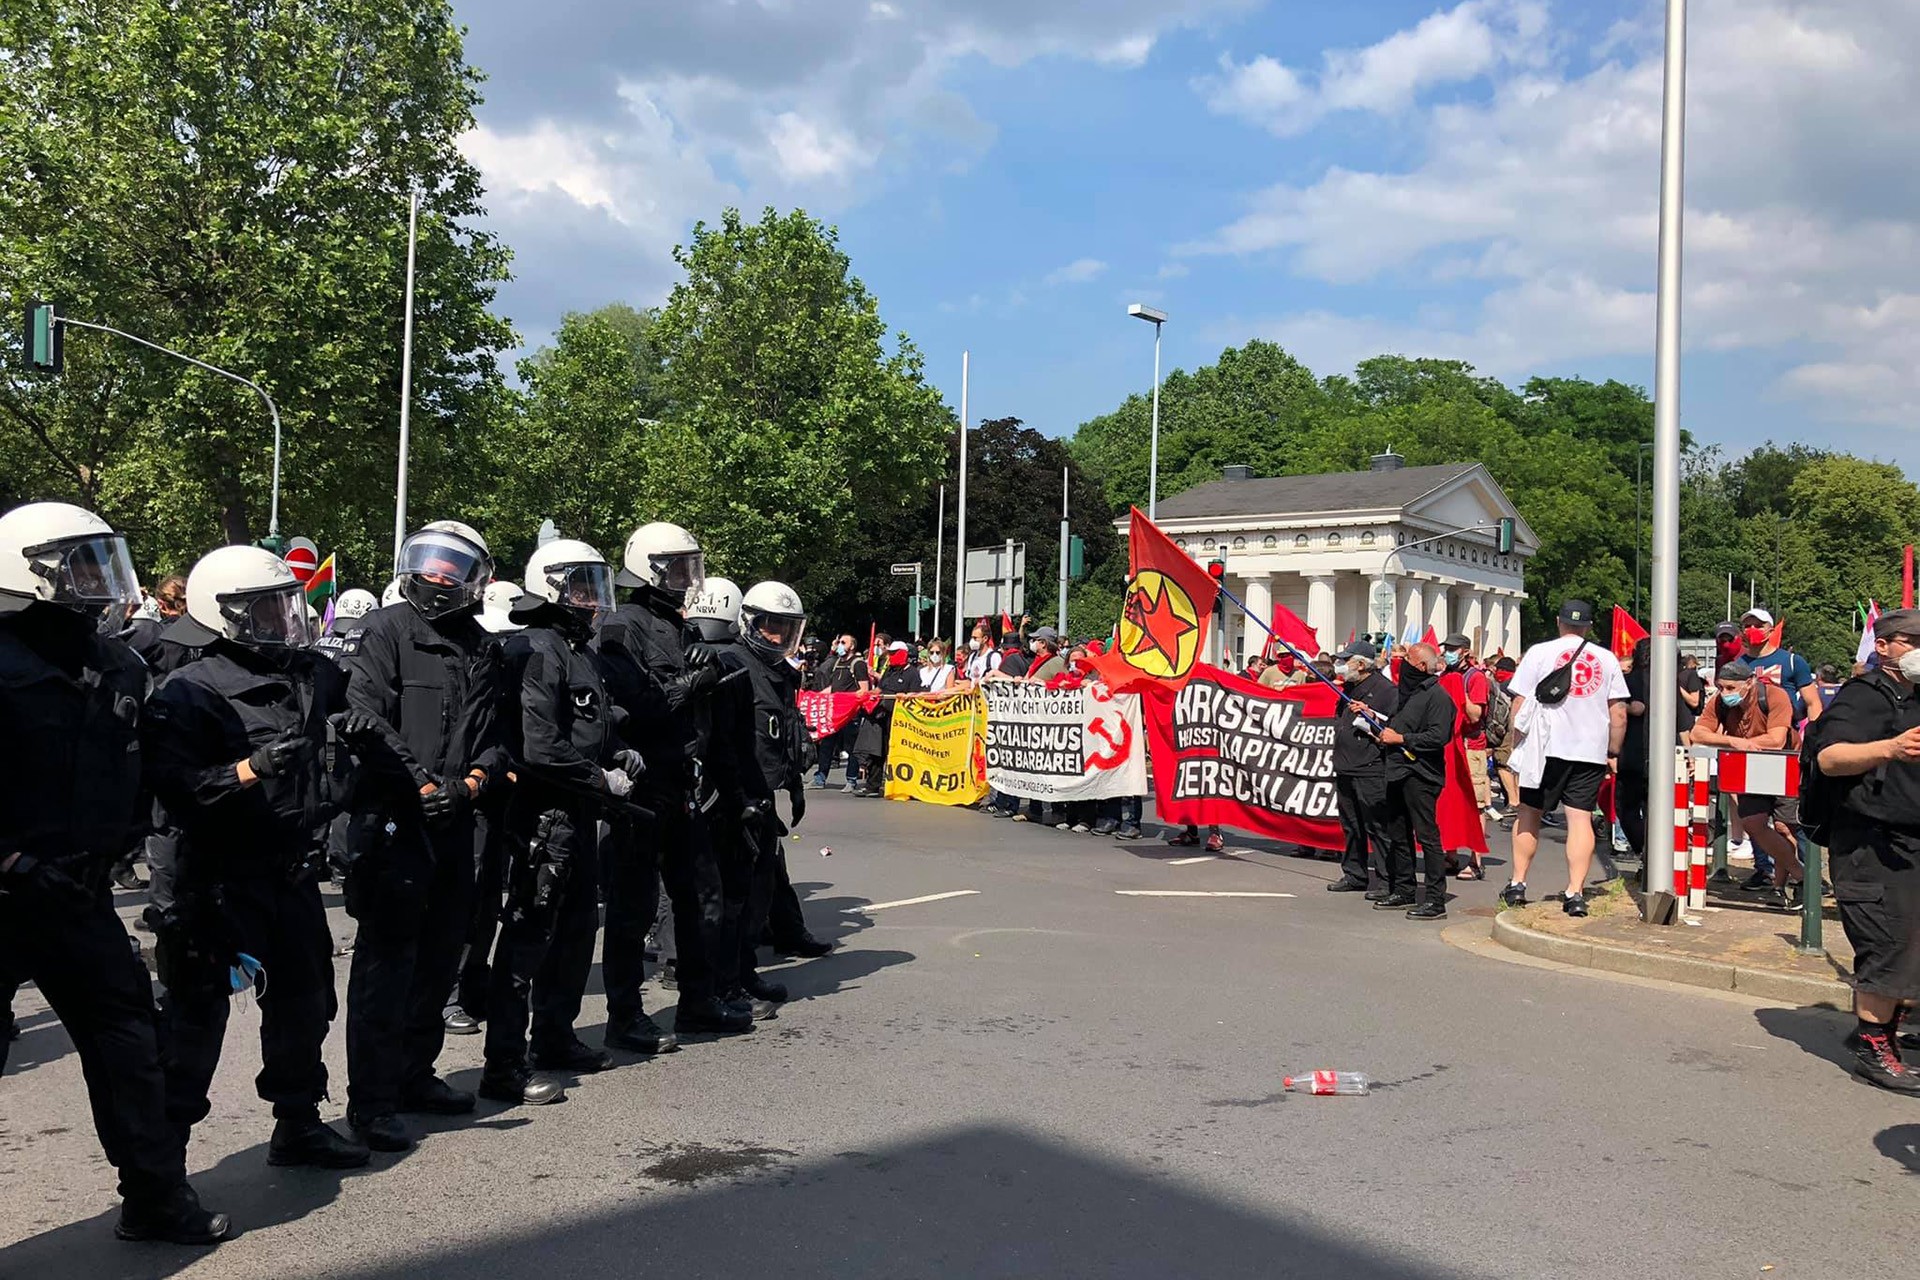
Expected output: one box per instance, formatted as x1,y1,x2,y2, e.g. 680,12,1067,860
1087,507,1217,693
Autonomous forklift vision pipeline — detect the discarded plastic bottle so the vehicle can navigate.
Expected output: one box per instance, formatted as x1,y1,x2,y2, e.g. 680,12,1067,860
1282,1071,1371,1096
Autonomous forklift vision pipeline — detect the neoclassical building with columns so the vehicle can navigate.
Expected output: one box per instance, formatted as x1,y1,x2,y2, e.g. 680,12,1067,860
1122,455,1538,665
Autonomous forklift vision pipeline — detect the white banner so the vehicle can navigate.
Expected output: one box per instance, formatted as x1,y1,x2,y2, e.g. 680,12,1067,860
984,682,1148,801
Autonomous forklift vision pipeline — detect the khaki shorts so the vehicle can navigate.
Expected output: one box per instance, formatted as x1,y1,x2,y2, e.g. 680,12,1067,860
1467,749,1491,807
1492,740,1514,769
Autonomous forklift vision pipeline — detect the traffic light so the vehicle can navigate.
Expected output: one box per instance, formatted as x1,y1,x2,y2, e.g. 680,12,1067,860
256,535,287,556
23,301,61,372
1208,557,1226,621
1496,517,1515,555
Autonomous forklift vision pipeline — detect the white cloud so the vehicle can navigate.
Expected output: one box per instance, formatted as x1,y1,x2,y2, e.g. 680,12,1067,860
1044,257,1109,286
766,112,876,182
1186,0,1920,425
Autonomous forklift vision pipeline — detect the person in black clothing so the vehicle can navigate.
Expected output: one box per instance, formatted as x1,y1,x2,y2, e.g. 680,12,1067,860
1374,643,1458,919
1617,637,1653,865
814,634,862,789
336,520,503,1150
593,522,753,1040
1326,641,1400,895
0,503,227,1246
107,574,191,892
481,539,638,1104
1812,607,1920,1093
859,640,924,796
144,545,368,1172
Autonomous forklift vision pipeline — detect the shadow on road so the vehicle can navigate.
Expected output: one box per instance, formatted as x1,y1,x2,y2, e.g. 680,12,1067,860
1875,1124,1920,1174
1751,1005,1854,1071
5,1123,1467,1280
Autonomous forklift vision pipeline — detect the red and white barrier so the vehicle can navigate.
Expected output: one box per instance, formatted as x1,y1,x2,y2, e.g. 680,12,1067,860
1714,750,1800,799
1672,748,1712,909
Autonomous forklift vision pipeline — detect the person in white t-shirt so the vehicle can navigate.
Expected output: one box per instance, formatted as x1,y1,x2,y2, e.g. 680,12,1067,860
1501,599,1629,917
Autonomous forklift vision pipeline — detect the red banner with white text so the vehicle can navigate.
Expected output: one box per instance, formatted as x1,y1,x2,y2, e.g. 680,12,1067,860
1142,664,1487,854
796,690,872,741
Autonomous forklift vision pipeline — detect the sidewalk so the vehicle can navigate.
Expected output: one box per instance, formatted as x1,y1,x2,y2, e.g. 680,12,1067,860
1489,877,1854,1008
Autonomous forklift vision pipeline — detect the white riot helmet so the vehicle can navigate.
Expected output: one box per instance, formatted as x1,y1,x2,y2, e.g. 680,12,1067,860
477,579,524,634
0,501,141,621
334,588,378,622
396,519,492,619
183,545,313,648
381,579,404,608
741,580,807,661
616,522,704,604
685,576,742,643
523,539,614,622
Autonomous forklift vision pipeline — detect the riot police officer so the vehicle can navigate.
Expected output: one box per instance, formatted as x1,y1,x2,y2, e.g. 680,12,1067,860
481,539,637,1104
0,502,227,1245
337,520,502,1150
594,523,752,1036
309,587,378,665
685,580,781,1013
144,545,366,1169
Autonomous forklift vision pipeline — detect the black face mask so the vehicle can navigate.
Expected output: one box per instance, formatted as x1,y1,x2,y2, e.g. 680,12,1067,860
1399,662,1435,690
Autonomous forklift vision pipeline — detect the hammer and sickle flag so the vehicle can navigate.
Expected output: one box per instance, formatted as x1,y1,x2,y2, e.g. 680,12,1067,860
1089,507,1218,694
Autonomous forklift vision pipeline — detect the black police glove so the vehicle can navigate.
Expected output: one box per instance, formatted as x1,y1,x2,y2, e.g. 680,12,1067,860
420,781,464,824
684,642,720,671
248,733,312,779
788,787,806,830
329,710,383,740
612,748,646,777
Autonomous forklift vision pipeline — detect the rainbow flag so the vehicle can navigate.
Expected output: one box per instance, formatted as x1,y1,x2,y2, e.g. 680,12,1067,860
304,553,336,606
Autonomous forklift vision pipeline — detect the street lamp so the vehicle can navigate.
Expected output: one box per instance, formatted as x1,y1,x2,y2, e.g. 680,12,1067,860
1634,440,1655,617
1128,303,1167,519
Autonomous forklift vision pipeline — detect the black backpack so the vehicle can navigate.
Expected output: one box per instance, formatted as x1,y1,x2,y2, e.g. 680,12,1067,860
1532,638,1590,707
1798,677,1895,846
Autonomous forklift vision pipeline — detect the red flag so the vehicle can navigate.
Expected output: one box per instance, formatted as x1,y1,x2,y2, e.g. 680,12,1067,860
1088,507,1218,693
1610,607,1648,660
1420,626,1438,648
1905,544,1914,609
1267,603,1321,658
796,690,870,741
1765,618,1784,654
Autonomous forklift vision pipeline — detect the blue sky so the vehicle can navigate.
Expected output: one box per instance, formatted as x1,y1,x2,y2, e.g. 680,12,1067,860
451,0,1920,466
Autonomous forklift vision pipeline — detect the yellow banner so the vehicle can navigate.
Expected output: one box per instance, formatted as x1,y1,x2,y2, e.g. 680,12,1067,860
883,690,988,805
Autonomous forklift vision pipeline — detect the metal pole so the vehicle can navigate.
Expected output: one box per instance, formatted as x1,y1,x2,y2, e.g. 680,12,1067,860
1644,0,1688,926
1058,466,1070,633
1635,445,1644,618
57,317,284,536
1006,537,1016,625
933,483,945,641
1148,320,1163,520
394,189,421,572
953,352,969,645
911,564,922,642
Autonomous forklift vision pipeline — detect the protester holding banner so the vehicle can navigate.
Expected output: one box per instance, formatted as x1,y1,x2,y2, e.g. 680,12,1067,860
1375,643,1460,919
1326,640,1398,894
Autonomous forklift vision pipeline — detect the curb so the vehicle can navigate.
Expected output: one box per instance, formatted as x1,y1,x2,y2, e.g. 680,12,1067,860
1489,911,1851,1009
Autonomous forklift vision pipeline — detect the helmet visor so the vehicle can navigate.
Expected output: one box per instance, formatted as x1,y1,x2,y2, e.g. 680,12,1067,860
744,608,806,659
225,584,313,648
650,551,705,594
398,529,492,611
28,534,141,620
550,562,615,614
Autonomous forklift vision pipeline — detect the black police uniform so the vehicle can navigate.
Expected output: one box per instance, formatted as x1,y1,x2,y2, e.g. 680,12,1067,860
111,614,197,891
1817,669,1920,999
735,644,814,976
1330,667,1399,890
485,606,617,1080
0,607,197,1217
309,614,371,667
593,588,740,1028
338,601,502,1127
143,636,358,1163
1379,664,1458,908
700,633,779,999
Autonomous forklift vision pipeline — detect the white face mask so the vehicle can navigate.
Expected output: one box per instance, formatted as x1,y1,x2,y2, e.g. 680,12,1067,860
967,638,980,652
1897,650,1920,682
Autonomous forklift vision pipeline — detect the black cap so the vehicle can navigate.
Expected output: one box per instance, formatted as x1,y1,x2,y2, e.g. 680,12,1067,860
1874,607,1920,640
1442,632,1471,649
1718,659,1754,679
1558,600,1593,627
1335,640,1379,661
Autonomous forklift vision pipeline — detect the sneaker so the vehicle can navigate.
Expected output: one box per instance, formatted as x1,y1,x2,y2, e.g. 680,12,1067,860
1500,882,1528,908
1090,819,1118,836
1850,1029,1920,1094
1482,804,1506,822
1054,821,1072,831
1204,833,1225,853
1739,870,1770,892
1114,824,1143,840
1072,822,1092,834
1562,892,1589,918
1011,813,1029,823
1541,812,1565,829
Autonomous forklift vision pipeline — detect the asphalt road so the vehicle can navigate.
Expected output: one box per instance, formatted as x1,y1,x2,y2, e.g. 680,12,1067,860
3,792,1915,1279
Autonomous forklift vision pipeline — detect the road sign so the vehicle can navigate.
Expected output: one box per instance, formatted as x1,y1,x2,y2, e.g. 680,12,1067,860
283,537,319,585
963,543,1025,618
1369,579,1396,629
890,563,919,576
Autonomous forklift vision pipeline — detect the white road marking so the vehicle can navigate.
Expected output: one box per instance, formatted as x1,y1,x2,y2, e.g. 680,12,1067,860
849,890,981,913
1114,890,1297,898
1167,854,1225,865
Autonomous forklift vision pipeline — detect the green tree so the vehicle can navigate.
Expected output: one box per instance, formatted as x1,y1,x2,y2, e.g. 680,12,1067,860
644,208,949,626
0,0,512,585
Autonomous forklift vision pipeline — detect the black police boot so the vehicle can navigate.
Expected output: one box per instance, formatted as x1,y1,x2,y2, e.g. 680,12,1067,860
675,995,754,1035
606,1010,680,1054
115,1182,230,1246
347,1111,413,1153
1325,878,1369,893
531,1037,615,1074
741,973,789,1003
399,1074,477,1115
443,1005,481,1036
267,1109,371,1168
1405,899,1448,921
774,935,834,958
477,1062,567,1106
724,989,780,1021
1370,892,1417,910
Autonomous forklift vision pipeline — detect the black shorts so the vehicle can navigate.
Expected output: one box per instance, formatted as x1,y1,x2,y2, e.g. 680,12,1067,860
1830,823,1920,1000
1519,758,1607,814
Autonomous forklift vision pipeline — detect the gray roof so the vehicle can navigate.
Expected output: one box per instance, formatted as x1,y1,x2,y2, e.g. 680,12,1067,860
1150,462,1480,521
